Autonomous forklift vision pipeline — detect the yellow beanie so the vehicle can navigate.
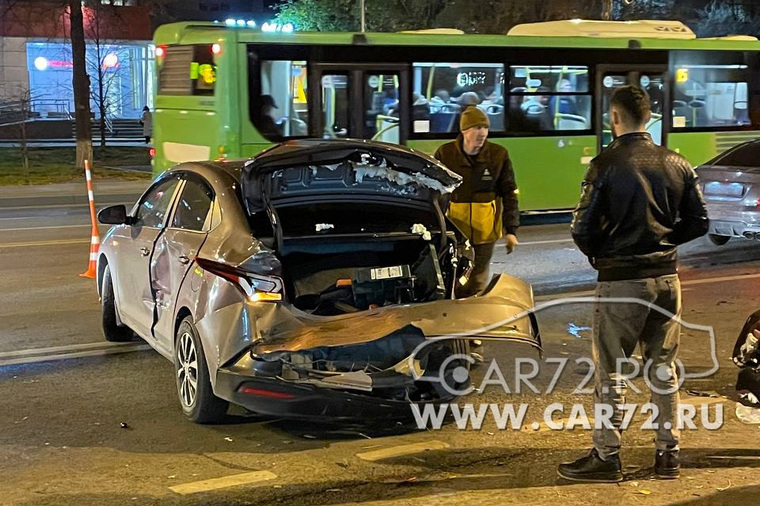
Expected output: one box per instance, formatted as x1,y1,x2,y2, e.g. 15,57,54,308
460,106,489,131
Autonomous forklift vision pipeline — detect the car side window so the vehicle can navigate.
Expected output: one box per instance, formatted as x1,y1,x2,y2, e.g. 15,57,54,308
134,177,180,228
172,179,214,231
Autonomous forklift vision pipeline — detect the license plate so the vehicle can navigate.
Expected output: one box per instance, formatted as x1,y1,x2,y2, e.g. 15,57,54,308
704,181,745,198
370,266,403,280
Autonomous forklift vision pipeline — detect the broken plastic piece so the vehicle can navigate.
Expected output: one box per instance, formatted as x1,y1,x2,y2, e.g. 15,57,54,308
735,403,760,424
315,223,334,232
411,223,432,241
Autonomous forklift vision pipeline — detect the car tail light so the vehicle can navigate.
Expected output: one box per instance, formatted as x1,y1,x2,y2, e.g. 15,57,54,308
149,147,156,158
195,257,283,302
238,386,295,399
756,198,760,207
155,45,166,59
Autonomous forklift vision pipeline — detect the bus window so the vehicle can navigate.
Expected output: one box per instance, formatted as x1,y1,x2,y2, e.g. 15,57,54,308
159,45,217,96
364,74,401,143
508,66,592,133
321,74,350,138
255,60,309,140
412,62,505,133
672,52,751,129
600,72,665,147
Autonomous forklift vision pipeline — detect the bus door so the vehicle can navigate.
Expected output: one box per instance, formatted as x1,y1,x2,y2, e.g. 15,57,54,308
596,65,669,151
313,64,410,144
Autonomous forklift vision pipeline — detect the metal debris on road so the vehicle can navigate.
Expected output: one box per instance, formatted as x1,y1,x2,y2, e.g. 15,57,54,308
120,422,129,429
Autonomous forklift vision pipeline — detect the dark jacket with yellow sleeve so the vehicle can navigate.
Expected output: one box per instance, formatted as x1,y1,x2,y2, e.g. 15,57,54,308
434,136,520,245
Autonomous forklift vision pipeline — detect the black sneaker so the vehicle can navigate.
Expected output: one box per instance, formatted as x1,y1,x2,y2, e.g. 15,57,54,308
558,448,623,483
655,450,680,479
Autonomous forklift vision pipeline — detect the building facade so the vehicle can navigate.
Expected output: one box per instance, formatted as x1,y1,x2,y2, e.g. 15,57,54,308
0,2,153,120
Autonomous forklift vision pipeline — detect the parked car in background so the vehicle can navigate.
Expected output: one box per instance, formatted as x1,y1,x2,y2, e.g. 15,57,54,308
696,139,760,245
96,139,541,423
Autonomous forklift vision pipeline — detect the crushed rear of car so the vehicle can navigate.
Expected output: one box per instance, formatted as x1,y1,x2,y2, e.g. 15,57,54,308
190,140,541,421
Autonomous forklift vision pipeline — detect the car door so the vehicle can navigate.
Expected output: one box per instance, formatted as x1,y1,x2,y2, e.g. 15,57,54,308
115,174,181,338
150,173,214,350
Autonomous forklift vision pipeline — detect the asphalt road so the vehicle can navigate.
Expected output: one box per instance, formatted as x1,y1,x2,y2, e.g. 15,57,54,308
2,200,760,505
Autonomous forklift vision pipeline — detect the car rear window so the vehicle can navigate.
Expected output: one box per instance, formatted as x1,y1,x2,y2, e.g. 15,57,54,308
709,141,760,167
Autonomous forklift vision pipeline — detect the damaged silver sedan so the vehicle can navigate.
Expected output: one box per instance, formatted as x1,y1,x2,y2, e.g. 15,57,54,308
96,140,540,423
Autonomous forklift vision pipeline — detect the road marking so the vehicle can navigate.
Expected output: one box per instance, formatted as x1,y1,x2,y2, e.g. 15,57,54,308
682,272,760,286
0,224,92,232
356,440,449,462
520,238,574,246
0,343,151,367
0,238,89,249
0,201,133,211
536,272,760,301
0,341,141,359
169,470,278,495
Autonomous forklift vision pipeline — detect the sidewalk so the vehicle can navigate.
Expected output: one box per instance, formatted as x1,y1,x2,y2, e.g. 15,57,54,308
0,180,149,208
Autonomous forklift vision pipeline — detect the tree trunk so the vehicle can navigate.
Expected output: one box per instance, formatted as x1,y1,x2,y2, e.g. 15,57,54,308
69,0,93,168
99,66,107,147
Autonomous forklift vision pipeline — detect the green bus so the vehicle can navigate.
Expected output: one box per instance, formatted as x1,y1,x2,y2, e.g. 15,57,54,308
152,19,760,211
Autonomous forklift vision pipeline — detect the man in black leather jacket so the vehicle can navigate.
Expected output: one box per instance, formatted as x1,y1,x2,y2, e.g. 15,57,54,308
558,86,708,483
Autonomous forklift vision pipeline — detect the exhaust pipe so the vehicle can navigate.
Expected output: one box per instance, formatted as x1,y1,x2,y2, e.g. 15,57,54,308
755,233,760,241
744,231,755,239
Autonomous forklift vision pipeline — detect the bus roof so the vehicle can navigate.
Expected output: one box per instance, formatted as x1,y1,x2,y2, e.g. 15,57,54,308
507,19,696,39
153,21,760,52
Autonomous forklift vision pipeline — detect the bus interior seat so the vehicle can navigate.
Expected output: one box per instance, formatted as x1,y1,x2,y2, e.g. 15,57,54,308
688,100,707,127
484,105,504,131
556,114,588,130
430,111,457,132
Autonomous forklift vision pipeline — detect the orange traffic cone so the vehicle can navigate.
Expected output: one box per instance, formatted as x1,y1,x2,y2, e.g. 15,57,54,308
80,160,100,279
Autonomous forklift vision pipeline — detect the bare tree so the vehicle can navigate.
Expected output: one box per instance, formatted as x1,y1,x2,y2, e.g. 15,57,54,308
84,2,128,148
17,89,32,175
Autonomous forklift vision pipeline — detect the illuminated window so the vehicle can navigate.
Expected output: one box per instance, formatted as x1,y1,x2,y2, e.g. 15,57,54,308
508,66,592,133
254,60,309,140
412,62,505,133
158,45,216,96
672,52,752,129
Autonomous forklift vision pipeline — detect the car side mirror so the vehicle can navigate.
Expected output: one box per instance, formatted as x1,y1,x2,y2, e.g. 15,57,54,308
98,204,129,225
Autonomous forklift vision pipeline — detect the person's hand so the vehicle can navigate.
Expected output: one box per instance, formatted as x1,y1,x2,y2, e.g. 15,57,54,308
505,234,519,254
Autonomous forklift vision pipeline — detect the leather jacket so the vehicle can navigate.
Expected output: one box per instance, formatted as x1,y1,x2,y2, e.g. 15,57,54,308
571,132,709,281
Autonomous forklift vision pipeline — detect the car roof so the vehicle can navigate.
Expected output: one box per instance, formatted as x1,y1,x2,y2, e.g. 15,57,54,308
166,160,245,183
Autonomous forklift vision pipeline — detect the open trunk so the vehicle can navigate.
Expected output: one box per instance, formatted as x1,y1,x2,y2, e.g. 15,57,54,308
242,140,465,315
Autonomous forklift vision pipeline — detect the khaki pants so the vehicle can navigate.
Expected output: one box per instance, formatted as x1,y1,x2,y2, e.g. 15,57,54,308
592,274,682,459
457,242,496,298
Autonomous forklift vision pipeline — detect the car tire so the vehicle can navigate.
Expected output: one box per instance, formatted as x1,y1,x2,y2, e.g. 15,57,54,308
175,317,229,424
708,234,731,246
101,267,134,342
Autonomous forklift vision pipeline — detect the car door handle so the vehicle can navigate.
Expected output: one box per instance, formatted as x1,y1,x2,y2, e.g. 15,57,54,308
178,255,190,265
140,247,150,256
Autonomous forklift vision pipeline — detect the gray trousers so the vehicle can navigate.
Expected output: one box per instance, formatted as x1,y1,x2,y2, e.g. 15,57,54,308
592,274,682,459
458,242,496,298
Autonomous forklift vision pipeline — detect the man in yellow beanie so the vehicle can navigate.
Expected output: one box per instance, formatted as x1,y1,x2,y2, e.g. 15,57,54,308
434,106,520,297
